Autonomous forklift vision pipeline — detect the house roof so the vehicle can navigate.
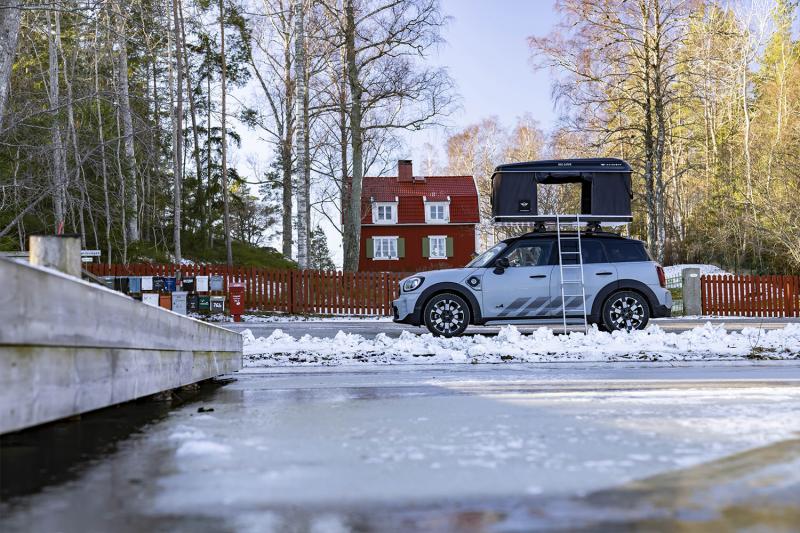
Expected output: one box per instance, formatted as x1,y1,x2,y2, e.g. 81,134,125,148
361,175,480,224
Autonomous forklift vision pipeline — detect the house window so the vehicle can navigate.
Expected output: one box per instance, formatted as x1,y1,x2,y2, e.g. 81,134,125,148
373,202,397,224
429,236,447,259
373,236,398,259
425,202,449,223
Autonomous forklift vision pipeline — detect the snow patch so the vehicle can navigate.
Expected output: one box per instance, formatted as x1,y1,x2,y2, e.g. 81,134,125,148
176,440,231,457
663,263,729,278
242,323,800,367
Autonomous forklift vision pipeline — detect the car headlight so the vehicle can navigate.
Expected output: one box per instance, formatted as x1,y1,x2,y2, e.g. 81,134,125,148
402,276,424,292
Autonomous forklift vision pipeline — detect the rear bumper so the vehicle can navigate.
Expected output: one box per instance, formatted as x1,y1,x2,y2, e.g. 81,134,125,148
652,287,672,318
652,304,671,318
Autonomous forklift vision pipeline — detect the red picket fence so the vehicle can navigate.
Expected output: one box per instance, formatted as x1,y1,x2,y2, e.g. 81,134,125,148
701,274,800,317
85,264,406,316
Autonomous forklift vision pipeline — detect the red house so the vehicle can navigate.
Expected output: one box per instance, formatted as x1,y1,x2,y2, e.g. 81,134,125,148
359,160,480,272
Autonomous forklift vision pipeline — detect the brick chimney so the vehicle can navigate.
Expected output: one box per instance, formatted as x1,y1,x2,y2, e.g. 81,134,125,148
398,160,413,183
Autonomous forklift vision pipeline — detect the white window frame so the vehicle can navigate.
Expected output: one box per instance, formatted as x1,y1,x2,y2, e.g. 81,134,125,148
424,201,449,224
372,202,397,224
428,235,447,260
373,236,399,260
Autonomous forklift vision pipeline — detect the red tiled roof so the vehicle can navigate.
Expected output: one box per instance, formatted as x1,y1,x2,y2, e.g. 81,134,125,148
361,175,479,224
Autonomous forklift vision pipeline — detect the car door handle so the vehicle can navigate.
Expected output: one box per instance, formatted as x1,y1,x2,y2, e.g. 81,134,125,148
529,274,547,279
595,272,613,276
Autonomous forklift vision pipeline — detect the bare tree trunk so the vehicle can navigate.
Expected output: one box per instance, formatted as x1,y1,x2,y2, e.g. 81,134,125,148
178,0,204,239
207,71,213,247
47,9,67,233
115,107,128,262
171,0,184,261
303,66,311,258
338,52,349,241
741,58,753,202
219,0,232,265
651,1,667,264
281,16,294,261
58,28,89,247
0,0,22,131
114,0,140,242
94,23,112,264
294,0,308,268
12,147,23,249
343,0,362,272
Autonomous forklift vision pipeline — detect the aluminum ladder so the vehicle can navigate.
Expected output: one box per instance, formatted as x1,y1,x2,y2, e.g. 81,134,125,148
555,214,588,334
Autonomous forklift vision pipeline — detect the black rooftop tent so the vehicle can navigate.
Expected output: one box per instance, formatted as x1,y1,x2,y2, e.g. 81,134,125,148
490,158,633,223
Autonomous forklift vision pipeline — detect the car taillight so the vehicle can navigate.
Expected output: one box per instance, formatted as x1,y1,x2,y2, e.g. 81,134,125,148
656,265,666,288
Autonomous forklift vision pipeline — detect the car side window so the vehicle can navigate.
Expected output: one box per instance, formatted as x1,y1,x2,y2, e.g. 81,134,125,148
504,241,552,267
603,240,650,262
557,239,607,265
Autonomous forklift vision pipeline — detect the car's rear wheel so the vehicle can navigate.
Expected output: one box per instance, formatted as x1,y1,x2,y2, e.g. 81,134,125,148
601,291,650,332
424,293,470,337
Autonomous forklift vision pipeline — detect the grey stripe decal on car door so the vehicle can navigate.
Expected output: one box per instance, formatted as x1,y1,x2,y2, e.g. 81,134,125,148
516,296,550,317
497,297,531,317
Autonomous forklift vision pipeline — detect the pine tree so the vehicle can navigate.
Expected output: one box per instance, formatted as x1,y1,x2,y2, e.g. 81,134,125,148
308,226,335,271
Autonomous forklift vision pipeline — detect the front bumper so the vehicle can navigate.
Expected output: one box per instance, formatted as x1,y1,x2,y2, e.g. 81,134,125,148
392,293,422,326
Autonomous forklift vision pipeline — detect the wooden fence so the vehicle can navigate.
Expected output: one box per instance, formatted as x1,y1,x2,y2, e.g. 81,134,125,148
701,274,800,317
85,264,405,316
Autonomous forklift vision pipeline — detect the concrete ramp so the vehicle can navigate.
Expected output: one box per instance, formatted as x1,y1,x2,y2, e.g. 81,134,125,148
0,258,242,434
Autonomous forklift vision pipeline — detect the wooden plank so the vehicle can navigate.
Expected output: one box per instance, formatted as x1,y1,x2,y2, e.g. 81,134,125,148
708,275,715,316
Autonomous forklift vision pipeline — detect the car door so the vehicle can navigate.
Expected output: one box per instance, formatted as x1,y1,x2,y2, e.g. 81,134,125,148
549,239,617,316
481,239,555,319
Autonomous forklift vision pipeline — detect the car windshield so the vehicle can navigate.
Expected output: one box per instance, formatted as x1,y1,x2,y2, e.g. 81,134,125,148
466,243,507,267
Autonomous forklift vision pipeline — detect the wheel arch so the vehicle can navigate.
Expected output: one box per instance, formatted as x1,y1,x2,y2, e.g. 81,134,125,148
414,282,483,325
590,279,659,322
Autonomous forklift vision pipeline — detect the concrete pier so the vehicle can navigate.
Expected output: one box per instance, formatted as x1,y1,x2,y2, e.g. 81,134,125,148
0,258,242,434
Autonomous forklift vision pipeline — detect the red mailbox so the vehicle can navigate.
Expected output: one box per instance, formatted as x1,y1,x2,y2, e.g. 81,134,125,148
229,282,245,322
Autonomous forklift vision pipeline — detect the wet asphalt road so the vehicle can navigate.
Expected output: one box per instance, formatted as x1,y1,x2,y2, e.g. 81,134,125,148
222,316,800,340
3,362,800,532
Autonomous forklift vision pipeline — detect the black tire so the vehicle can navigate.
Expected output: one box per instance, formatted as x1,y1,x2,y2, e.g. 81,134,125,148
601,290,650,332
423,293,471,337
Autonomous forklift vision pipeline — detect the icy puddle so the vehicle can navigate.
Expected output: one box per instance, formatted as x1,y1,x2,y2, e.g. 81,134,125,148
2,365,800,532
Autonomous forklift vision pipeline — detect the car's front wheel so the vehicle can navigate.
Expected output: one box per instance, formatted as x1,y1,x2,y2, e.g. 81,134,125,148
423,293,471,337
601,291,650,332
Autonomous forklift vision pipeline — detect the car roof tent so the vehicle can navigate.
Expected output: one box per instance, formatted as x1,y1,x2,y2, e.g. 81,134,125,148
490,158,633,224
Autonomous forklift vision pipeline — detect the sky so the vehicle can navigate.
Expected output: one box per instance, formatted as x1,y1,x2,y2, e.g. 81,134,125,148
404,0,561,166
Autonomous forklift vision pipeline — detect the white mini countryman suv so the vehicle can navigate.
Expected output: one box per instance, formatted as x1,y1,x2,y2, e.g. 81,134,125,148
393,231,672,336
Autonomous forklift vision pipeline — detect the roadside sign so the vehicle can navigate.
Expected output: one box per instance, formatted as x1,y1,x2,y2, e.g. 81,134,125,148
81,250,101,257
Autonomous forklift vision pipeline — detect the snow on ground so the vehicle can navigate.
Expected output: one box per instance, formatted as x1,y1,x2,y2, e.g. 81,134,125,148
242,323,800,366
664,263,729,278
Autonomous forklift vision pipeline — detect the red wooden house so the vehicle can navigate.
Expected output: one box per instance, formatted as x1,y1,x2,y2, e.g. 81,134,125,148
359,160,480,272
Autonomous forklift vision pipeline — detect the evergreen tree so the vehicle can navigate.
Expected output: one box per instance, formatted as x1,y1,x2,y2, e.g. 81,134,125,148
308,226,335,271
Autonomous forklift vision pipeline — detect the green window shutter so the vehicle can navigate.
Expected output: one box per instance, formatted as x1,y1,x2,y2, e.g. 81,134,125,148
397,238,405,258
446,237,454,257
422,237,430,258
366,238,374,258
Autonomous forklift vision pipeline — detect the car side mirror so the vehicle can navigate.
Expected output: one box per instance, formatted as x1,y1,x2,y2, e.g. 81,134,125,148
493,257,509,274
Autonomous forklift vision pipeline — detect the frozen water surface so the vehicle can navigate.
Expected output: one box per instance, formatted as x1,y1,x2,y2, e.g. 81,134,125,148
2,363,800,532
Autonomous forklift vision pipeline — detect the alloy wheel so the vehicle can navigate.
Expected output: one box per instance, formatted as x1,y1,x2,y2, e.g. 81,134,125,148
609,296,645,332
429,299,466,335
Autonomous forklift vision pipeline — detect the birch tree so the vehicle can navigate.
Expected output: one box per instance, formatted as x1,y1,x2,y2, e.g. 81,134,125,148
114,0,140,242
0,0,22,129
